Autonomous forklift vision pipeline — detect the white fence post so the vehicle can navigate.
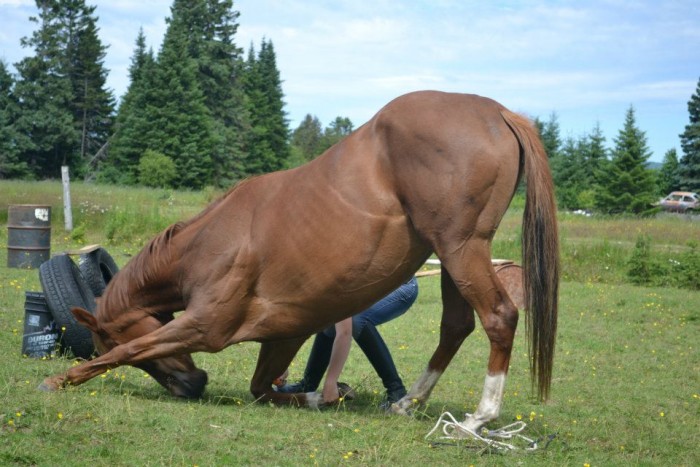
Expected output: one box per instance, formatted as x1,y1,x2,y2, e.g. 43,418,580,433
61,166,73,232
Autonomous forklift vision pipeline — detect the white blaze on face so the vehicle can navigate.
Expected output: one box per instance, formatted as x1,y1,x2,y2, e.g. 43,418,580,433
462,372,507,432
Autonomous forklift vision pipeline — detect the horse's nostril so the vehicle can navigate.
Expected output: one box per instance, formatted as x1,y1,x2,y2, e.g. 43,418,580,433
168,369,208,399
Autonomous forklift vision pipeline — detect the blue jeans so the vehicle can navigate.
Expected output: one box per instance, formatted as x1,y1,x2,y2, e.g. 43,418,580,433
321,277,419,337
283,277,419,400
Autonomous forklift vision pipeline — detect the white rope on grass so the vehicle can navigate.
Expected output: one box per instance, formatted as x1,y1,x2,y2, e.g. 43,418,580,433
425,411,539,451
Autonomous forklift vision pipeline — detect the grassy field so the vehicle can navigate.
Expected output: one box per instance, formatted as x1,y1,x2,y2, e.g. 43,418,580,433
1,180,699,466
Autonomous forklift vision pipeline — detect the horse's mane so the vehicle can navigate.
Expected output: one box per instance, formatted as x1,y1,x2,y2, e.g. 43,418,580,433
103,177,259,312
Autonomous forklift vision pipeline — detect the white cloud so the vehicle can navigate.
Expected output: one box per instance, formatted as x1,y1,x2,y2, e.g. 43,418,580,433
0,0,697,160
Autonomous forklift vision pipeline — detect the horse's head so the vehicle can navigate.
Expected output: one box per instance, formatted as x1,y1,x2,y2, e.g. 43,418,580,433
71,307,208,398
72,306,115,355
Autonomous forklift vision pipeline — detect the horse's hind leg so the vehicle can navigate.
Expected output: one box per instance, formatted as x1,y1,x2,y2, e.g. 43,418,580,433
442,242,519,432
391,266,475,414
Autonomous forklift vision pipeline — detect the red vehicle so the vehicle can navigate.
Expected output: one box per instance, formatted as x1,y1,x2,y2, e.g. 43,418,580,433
656,191,699,212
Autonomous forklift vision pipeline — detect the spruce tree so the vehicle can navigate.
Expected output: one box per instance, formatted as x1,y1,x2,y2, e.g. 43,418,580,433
533,112,562,196
657,148,680,194
679,77,700,191
596,106,657,214
193,0,248,184
0,61,29,178
586,122,608,184
149,8,215,189
107,0,247,187
316,116,353,155
243,39,290,175
104,29,156,184
534,112,562,160
13,0,78,179
291,114,323,162
65,1,115,174
553,136,587,209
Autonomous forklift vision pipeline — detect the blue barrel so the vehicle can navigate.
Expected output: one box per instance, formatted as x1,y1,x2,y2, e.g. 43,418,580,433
7,205,51,269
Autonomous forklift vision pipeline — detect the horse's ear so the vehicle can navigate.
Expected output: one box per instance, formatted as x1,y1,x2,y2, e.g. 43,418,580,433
72,307,98,332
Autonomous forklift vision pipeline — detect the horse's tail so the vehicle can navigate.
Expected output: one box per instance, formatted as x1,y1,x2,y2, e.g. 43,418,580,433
501,109,560,402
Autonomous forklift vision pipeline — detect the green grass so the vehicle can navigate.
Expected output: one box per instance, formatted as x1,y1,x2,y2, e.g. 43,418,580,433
1,180,699,465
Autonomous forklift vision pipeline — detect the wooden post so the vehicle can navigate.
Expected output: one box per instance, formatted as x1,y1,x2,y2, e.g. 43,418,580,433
61,166,73,232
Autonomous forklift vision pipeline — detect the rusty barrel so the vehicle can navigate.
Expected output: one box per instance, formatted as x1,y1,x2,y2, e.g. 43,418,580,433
7,205,51,269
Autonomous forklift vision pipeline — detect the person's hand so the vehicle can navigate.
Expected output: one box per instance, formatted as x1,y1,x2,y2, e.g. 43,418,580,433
322,381,340,403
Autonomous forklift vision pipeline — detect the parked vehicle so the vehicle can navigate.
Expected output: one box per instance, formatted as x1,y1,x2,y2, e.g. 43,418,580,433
656,191,699,213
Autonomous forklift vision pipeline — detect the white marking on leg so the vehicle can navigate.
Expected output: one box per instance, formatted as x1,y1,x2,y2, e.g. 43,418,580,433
409,368,442,399
391,368,442,414
306,392,322,410
462,373,506,432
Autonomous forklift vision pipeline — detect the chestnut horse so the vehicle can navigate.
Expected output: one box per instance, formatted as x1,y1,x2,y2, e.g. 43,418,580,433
41,91,558,432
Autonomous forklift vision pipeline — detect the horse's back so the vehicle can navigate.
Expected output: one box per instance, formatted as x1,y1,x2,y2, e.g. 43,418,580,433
363,91,522,243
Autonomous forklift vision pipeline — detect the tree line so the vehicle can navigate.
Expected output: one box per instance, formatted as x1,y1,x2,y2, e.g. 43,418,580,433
0,0,699,214
535,87,700,214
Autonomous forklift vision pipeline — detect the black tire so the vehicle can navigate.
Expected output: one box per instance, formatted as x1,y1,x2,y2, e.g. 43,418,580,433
39,255,97,359
78,247,119,297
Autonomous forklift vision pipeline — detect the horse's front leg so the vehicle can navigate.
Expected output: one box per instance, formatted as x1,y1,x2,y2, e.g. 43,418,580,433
40,313,214,392
391,266,476,414
249,337,318,407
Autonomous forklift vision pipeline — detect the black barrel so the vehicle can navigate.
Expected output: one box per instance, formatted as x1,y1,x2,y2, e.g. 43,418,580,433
7,205,51,269
21,291,59,358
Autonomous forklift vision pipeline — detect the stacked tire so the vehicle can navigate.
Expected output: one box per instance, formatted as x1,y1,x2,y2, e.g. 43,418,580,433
38,248,119,359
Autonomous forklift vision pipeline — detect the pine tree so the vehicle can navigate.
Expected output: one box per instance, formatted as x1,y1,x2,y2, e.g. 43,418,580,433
596,106,657,214
64,1,115,175
104,29,157,184
586,122,608,184
243,39,290,175
290,114,323,163
320,116,353,152
107,0,248,188
194,0,248,185
679,77,700,191
12,0,114,179
0,61,29,178
533,113,562,196
657,148,680,194
148,6,215,189
553,136,587,209
534,112,562,160
13,0,79,179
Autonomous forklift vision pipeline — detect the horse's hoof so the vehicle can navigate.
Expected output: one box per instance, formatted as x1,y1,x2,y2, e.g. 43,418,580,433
387,403,410,416
388,395,421,416
37,381,58,392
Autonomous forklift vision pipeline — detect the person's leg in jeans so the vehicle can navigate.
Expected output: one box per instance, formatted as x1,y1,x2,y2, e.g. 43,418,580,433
278,278,419,404
352,278,418,404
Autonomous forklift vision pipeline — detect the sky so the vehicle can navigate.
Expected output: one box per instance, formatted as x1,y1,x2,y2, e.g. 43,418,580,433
1,0,699,163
